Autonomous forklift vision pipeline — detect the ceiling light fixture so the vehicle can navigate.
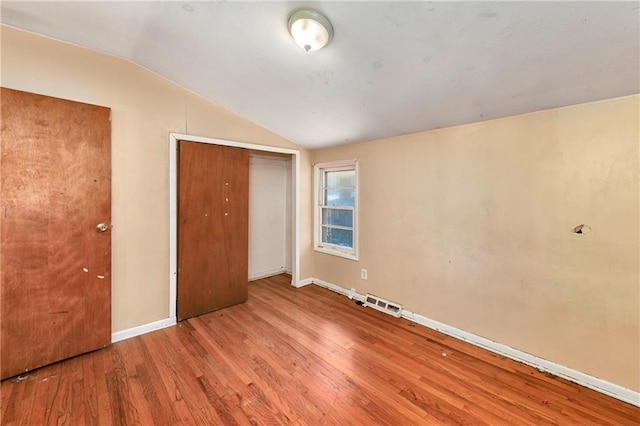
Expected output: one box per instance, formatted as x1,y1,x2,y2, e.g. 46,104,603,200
288,9,333,52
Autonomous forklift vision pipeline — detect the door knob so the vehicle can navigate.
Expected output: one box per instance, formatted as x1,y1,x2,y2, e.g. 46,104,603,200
96,223,108,232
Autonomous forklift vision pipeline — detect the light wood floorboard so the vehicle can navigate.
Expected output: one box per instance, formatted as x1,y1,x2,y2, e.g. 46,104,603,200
2,274,638,425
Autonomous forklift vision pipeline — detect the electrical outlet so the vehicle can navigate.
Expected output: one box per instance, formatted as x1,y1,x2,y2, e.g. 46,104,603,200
361,269,368,280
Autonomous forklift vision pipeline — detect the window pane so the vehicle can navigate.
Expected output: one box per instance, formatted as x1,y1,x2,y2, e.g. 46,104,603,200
325,170,355,188
322,208,353,227
325,189,355,206
322,227,353,248
315,161,357,258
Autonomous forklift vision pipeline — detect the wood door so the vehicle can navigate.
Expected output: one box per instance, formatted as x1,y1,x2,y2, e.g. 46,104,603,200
0,88,111,379
177,141,249,320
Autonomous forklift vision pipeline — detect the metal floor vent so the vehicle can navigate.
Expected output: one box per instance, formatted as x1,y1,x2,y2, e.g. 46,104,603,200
364,294,402,318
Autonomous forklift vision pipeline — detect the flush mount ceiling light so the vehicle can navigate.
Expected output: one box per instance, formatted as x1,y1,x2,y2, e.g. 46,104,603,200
288,9,333,52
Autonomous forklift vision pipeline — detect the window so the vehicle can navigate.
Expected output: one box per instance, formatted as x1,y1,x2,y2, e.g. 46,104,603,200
314,160,358,260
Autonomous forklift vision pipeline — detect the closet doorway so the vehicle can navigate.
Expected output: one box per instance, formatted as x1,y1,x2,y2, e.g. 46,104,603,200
169,133,299,322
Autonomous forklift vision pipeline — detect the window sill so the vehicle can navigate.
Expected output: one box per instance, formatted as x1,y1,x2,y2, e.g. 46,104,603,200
314,246,358,261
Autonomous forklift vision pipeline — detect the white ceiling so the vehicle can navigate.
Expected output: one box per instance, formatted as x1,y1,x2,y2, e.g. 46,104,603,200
2,1,639,149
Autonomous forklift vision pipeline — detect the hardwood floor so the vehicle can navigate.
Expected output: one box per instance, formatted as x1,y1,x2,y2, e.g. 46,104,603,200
2,274,638,425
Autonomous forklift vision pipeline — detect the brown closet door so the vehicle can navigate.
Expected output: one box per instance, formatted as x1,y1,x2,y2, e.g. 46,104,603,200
1,88,111,379
177,141,249,320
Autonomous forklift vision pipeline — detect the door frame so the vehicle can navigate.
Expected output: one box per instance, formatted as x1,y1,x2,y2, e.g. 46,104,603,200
168,133,300,321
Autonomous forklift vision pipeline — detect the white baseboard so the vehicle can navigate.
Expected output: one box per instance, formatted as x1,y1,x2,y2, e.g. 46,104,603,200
303,277,640,407
310,278,366,302
111,317,177,343
294,277,314,288
249,267,289,281
401,309,640,407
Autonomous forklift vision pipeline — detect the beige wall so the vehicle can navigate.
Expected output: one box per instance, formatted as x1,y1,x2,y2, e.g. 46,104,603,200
311,95,640,391
1,26,313,332
3,24,638,393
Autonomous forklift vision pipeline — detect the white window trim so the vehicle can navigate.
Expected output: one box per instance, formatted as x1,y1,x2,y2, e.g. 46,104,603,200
314,159,358,261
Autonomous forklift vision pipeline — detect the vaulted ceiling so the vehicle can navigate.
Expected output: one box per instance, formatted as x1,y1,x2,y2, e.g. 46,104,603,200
2,1,638,149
